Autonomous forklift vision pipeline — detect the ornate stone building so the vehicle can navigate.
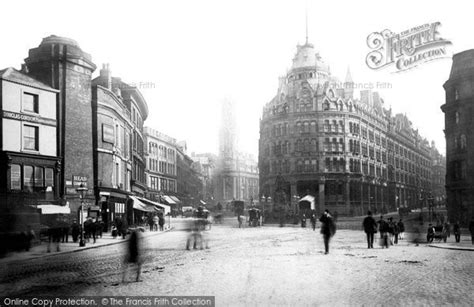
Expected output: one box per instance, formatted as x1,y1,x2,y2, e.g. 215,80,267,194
259,39,438,216
442,50,474,224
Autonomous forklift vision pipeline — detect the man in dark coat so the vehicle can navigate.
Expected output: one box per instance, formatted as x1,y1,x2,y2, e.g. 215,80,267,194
453,221,461,243
363,211,377,249
71,220,80,243
319,209,336,254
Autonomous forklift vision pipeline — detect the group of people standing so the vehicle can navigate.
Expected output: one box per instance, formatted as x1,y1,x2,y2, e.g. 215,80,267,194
147,213,165,232
363,211,405,249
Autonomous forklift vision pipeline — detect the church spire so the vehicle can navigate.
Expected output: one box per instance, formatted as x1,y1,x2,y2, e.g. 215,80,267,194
305,3,309,45
344,66,354,99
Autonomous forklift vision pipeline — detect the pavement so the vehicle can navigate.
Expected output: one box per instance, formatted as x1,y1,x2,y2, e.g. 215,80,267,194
0,225,173,265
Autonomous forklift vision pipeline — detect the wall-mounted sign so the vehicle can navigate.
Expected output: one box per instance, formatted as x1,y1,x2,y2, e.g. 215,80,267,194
73,175,88,187
102,124,115,144
2,110,56,126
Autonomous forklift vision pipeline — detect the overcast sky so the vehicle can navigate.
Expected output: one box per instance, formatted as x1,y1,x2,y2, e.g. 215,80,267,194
2,0,472,157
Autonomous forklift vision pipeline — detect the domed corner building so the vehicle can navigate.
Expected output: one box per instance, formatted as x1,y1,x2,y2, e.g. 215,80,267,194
259,40,437,218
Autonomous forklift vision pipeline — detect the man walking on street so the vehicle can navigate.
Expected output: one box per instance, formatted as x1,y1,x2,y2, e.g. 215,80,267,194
453,221,461,243
319,209,336,254
363,211,377,249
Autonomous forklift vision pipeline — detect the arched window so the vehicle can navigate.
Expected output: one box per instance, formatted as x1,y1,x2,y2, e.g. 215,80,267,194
311,121,317,133
304,122,310,133
311,139,317,152
323,101,330,111
304,139,310,152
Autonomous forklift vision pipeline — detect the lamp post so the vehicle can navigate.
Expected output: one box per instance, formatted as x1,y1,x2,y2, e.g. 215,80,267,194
76,183,88,247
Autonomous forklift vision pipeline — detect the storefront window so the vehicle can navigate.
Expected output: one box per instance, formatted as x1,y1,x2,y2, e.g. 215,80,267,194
34,166,44,189
24,165,34,192
11,164,21,190
45,168,54,189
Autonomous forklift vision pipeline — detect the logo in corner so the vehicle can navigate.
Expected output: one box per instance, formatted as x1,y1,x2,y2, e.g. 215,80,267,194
366,22,452,72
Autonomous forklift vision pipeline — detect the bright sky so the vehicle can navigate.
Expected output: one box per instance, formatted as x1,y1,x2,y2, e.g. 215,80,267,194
2,0,472,156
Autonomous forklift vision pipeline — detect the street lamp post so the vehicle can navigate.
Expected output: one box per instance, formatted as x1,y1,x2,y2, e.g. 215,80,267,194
76,183,88,247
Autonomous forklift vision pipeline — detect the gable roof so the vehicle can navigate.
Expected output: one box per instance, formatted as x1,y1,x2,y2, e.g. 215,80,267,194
0,67,59,92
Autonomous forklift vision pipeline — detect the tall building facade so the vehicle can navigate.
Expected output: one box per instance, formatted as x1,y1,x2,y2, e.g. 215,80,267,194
176,142,203,207
259,39,437,216
144,127,177,202
92,64,135,227
215,99,259,205
24,35,97,217
442,50,474,224
0,67,61,231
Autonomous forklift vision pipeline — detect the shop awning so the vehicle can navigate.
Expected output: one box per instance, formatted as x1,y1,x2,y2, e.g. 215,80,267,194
138,197,170,215
36,204,71,215
130,196,171,214
130,196,156,213
170,196,181,204
162,195,177,205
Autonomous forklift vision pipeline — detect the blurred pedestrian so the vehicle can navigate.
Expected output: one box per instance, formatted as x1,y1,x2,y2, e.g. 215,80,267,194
310,213,317,231
71,220,80,243
427,224,435,243
61,219,70,243
121,216,128,239
387,217,395,245
148,215,154,232
47,225,62,252
122,229,143,282
469,217,474,244
363,211,377,249
319,209,336,254
453,221,461,243
25,225,35,251
153,215,159,231
158,214,165,231
237,215,243,228
444,221,451,238
377,216,389,248
301,214,307,228
397,219,405,240
186,218,202,250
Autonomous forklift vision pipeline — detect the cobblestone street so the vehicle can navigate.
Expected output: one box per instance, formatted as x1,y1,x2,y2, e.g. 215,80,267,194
1,222,473,306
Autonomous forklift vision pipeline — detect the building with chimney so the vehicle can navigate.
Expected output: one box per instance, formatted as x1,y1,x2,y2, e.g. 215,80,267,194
24,35,98,217
441,50,474,224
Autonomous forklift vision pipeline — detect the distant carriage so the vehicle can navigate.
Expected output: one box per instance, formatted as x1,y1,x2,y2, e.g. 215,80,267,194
248,208,261,227
433,225,447,243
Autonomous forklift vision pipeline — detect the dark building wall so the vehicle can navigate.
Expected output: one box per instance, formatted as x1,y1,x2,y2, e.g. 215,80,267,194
442,50,474,225
24,35,97,214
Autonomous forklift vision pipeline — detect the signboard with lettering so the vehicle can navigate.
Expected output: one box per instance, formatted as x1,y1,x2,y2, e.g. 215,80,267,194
102,124,114,144
1,110,56,126
73,175,88,187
